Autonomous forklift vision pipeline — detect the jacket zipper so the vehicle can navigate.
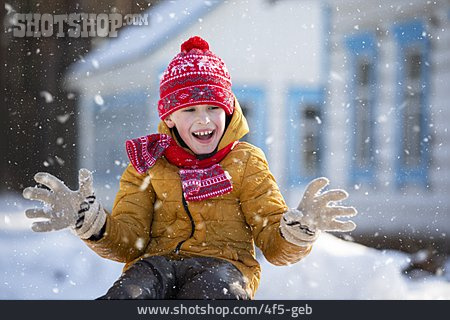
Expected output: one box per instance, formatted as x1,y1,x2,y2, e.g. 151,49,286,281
174,194,195,254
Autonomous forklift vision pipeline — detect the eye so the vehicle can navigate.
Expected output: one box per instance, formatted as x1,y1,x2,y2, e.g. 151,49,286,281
208,106,219,110
183,108,195,112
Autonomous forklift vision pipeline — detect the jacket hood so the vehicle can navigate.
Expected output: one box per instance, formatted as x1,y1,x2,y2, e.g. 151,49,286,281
157,96,250,151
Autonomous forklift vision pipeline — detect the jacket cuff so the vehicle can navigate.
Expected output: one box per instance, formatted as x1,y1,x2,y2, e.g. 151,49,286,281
279,227,314,248
74,201,107,240
264,223,313,266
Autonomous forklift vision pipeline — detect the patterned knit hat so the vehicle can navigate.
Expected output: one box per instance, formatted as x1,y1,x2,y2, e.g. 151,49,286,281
158,36,234,120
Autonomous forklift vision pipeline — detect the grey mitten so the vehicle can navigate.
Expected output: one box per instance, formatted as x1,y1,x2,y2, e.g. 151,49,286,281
280,177,357,247
23,169,106,239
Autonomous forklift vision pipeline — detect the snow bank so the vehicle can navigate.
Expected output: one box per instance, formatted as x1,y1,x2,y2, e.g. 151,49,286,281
1,195,449,299
256,233,450,299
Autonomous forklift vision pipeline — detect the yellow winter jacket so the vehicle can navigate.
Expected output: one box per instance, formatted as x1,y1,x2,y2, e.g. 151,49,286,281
84,98,312,297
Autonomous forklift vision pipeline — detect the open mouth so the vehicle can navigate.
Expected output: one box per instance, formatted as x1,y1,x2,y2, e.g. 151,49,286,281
192,130,215,141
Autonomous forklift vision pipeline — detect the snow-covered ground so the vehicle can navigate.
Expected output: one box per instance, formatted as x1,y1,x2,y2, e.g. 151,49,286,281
1,194,449,300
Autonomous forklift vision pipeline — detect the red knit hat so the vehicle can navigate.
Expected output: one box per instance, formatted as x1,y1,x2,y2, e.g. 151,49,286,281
158,36,234,120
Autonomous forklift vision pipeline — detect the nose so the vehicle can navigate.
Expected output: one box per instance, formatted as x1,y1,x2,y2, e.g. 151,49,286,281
196,108,210,124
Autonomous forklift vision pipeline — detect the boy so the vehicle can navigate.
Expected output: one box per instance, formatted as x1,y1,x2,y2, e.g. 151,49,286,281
23,36,357,299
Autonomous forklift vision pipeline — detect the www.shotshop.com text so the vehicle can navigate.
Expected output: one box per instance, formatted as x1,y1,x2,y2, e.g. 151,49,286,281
136,303,312,318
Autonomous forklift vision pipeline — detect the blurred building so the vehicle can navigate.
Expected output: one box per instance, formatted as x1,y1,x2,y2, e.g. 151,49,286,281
65,0,326,203
66,0,450,251
324,0,450,251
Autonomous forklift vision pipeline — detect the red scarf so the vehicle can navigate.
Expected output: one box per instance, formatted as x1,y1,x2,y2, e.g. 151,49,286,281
126,134,237,201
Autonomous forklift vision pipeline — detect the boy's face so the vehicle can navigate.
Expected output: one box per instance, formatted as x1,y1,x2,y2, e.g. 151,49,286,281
164,104,226,155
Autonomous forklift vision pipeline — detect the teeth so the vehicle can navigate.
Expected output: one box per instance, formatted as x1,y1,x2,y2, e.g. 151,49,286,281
193,130,213,136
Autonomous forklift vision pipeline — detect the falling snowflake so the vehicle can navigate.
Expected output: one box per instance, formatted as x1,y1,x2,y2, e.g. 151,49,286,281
5,3,14,14
94,94,104,105
40,91,54,103
56,114,71,124
135,238,145,251
91,59,99,69
265,136,274,145
315,116,322,124
139,176,151,191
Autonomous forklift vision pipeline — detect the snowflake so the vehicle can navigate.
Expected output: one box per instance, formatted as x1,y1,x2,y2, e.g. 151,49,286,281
190,86,214,101
164,94,179,110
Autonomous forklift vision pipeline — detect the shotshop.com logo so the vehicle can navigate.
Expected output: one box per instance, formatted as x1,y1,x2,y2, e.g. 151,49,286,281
11,13,149,38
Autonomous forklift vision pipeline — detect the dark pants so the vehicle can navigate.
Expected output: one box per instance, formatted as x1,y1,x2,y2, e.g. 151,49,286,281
98,256,250,300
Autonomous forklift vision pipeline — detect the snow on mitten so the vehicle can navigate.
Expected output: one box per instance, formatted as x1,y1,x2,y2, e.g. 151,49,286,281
280,177,357,247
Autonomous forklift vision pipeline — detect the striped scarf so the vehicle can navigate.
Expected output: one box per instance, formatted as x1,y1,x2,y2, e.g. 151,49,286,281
126,134,237,201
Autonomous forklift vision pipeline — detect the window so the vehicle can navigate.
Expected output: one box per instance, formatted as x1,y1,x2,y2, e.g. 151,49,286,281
92,91,150,184
345,32,377,183
402,48,423,168
393,21,430,187
301,105,321,177
287,88,324,185
238,102,252,144
354,58,374,169
233,87,268,154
